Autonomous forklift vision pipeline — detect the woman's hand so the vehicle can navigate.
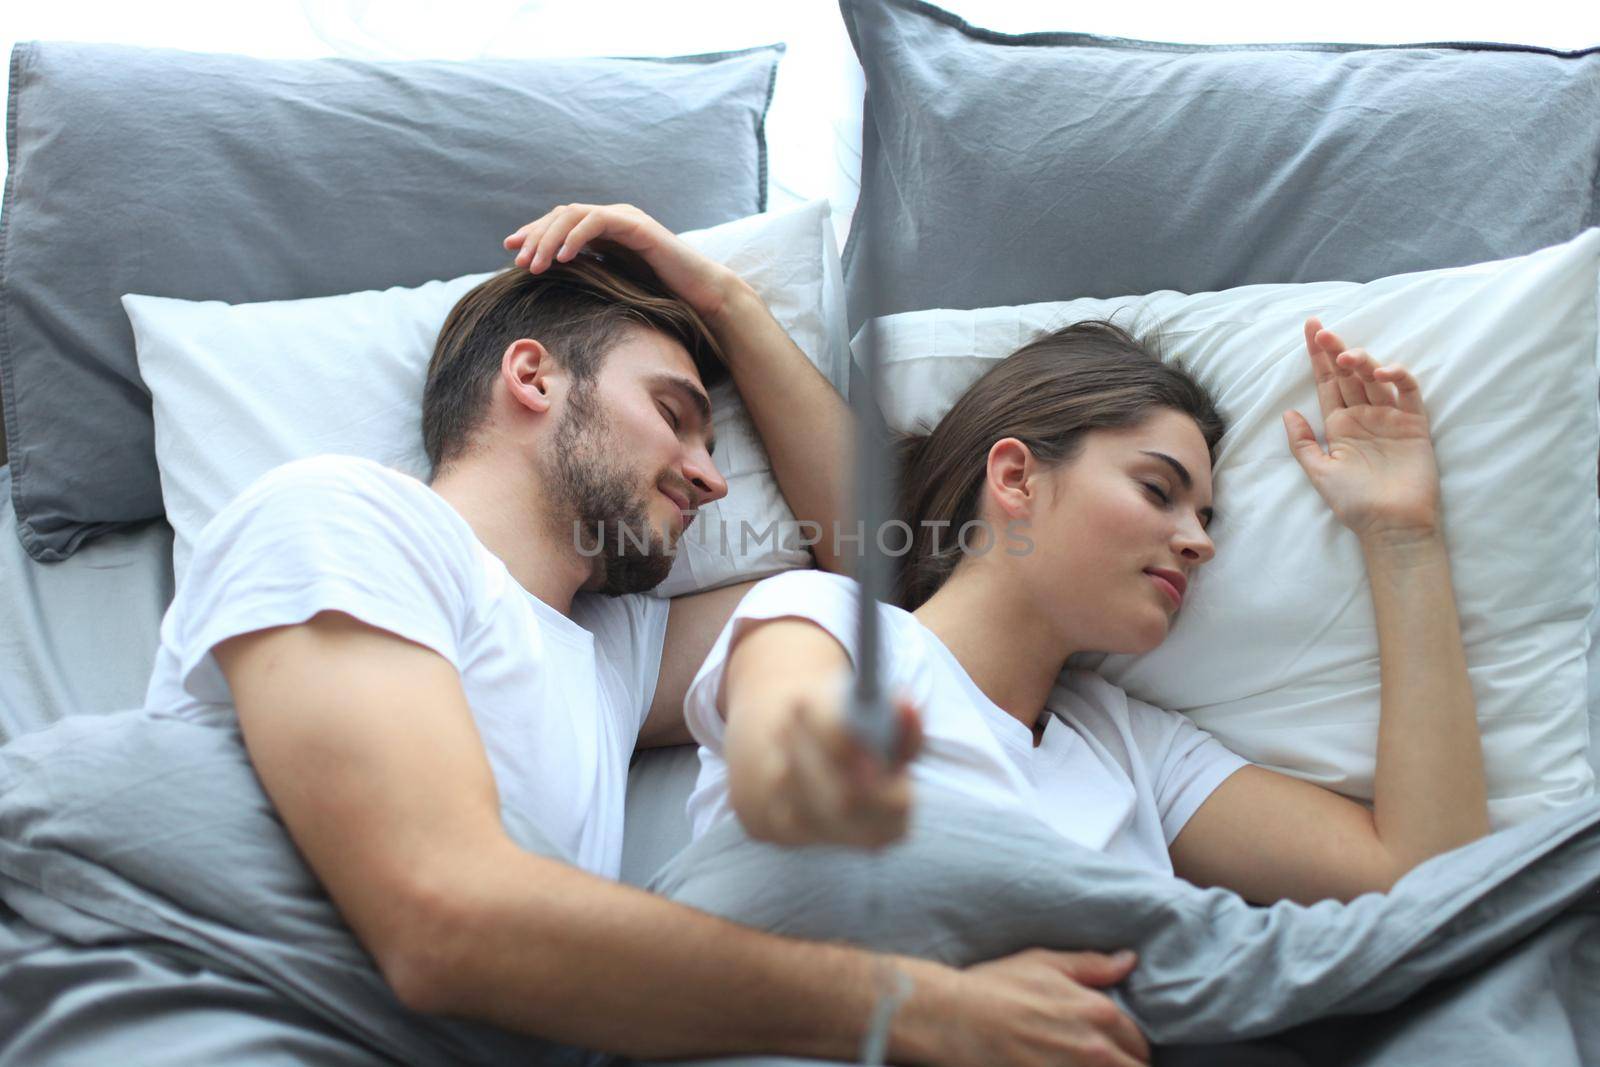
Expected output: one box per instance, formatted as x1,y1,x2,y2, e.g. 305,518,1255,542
502,203,740,324
1283,317,1442,544
729,669,924,849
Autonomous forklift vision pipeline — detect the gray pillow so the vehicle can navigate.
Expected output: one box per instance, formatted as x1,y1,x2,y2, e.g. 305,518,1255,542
0,41,781,561
840,0,1600,330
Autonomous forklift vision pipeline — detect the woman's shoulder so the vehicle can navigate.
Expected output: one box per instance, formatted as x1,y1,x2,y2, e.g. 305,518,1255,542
749,568,859,598
747,569,918,627
739,570,932,680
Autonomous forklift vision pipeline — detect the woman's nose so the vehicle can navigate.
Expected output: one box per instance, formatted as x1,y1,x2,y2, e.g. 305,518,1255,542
1177,518,1215,564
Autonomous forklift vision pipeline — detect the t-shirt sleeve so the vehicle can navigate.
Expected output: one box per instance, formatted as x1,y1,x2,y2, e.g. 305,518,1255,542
682,569,865,754
169,458,481,708
1125,696,1250,844
570,592,672,739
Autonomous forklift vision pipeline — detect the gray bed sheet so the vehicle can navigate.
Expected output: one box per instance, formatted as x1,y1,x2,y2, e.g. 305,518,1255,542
0,465,173,742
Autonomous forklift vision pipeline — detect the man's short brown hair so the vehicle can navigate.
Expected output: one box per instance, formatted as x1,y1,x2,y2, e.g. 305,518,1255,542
422,245,727,475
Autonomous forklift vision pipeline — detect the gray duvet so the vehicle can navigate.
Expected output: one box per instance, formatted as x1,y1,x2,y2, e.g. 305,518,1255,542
645,792,1600,1066
0,710,594,1066
0,709,1595,1066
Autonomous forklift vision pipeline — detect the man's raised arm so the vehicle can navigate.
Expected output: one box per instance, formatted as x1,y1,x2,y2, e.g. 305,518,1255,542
506,203,854,573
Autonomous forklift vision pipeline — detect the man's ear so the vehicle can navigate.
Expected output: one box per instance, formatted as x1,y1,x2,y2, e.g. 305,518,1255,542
984,437,1039,520
501,338,555,415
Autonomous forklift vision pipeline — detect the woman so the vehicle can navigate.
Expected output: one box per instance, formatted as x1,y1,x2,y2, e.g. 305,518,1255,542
681,317,1490,909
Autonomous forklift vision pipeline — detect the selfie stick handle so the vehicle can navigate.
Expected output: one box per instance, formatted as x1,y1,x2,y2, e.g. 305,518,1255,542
847,317,898,763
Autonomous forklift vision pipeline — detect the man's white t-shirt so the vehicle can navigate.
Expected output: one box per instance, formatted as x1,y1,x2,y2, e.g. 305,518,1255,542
142,455,670,881
683,570,1248,876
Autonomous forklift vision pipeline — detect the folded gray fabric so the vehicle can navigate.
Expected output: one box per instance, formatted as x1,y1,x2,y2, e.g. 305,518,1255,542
0,710,599,1066
645,788,1600,1065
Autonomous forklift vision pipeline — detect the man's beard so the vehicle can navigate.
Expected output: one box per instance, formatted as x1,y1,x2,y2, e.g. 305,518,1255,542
551,387,677,597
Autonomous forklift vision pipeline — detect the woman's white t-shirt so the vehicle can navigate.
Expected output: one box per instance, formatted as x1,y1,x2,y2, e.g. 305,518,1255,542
683,570,1248,875
142,455,669,881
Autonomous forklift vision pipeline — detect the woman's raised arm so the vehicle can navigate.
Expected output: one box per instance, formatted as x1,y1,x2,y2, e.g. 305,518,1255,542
1171,319,1488,905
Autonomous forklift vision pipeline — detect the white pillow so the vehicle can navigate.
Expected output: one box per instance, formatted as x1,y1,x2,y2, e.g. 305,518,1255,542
856,229,1600,828
124,199,846,597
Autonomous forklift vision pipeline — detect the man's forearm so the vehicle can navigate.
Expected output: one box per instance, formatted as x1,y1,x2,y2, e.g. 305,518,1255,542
707,281,853,573
409,836,948,1062
1362,529,1489,868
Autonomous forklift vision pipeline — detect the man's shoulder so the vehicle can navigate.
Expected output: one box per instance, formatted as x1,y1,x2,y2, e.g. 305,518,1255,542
230,455,452,527
198,454,477,570
244,453,423,499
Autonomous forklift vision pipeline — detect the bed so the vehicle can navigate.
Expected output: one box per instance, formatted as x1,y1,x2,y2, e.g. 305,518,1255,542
1,0,1598,1063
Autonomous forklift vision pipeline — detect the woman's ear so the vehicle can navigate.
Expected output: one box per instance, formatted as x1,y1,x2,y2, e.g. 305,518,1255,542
501,338,555,415
984,437,1038,520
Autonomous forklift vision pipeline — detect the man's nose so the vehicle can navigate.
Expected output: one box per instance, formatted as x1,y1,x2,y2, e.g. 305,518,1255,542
685,451,727,505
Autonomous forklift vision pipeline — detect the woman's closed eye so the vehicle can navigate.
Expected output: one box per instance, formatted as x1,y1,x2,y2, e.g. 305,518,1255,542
1146,480,1214,532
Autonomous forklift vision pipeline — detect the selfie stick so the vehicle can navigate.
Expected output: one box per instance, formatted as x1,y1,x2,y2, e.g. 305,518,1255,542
847,317,897,762
845,233,914,1067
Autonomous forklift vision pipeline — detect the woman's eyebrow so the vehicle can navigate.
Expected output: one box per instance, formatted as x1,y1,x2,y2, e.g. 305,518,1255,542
650,373,716,456
1139,450,1214,525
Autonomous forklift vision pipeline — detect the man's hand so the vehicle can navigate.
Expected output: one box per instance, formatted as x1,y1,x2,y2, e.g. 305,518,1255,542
927,948,1150,1067
503,202,741,324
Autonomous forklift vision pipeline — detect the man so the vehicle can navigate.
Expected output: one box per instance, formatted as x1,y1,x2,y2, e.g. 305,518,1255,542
193,203,1150,1065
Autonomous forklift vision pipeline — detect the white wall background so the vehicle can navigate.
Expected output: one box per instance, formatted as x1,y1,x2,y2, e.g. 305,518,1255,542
2,0,1597,239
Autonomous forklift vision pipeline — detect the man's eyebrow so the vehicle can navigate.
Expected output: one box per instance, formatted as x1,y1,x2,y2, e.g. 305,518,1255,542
1139,450,1215,526
652,373,716,455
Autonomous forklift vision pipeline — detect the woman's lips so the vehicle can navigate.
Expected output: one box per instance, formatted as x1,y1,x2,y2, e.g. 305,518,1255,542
1146,571,1183,609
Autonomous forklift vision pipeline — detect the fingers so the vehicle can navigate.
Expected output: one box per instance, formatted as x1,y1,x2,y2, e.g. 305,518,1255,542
1304,318,1345,422
1359,355,1426,417
1053,949,1138,988
1304,319,1424,417
506,207,561,267
1325,340,1367,409
556,210,612,264
530,206,579,273
892,699,924,769
504,203,655,276
1308,319,1368,409
784,722,851,840
1281,409,1329,480
504,204,597,274
1335,349,1397,407
780,700,912,848
1097,994,1153,1065
1335,348,1428,419
1050,950,1150,1064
